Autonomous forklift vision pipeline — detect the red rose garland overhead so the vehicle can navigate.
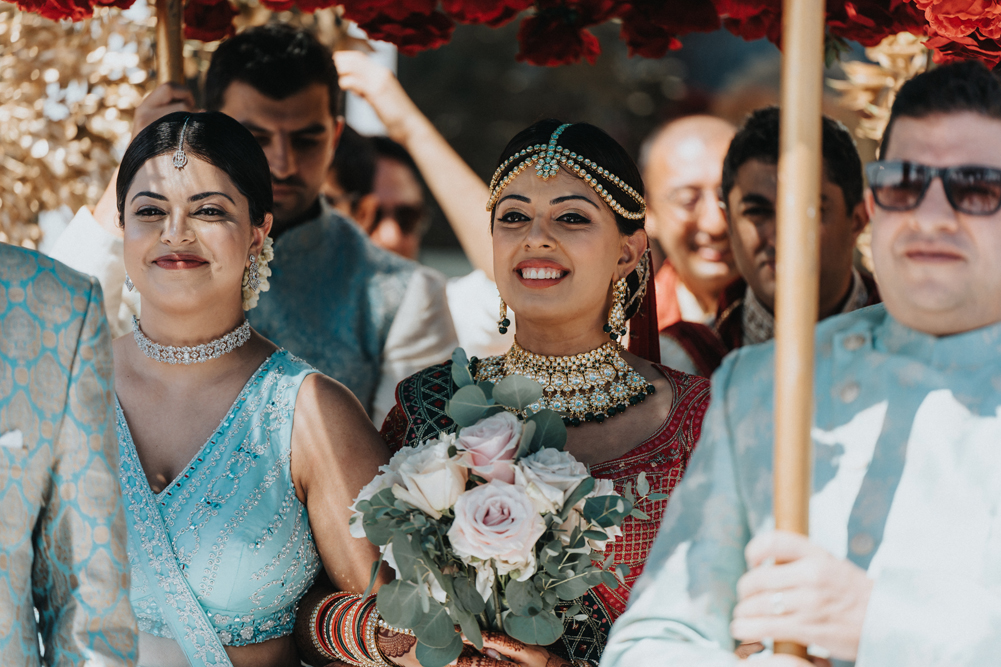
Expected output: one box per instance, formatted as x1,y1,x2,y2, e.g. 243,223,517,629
11,0,1001,66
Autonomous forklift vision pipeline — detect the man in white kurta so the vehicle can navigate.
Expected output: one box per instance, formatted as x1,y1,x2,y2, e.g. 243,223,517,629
601,62,1001,667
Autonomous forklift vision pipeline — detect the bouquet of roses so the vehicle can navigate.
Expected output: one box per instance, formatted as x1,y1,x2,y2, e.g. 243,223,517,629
350,350,650,667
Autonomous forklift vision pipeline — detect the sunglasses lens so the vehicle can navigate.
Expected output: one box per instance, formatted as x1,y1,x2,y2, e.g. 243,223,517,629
870,162,928,211
947,167,1001,215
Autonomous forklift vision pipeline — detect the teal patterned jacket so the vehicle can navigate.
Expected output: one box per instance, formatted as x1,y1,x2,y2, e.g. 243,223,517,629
0,244,137,666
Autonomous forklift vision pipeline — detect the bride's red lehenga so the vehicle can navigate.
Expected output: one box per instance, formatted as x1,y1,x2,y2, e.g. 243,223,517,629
379,361,710,664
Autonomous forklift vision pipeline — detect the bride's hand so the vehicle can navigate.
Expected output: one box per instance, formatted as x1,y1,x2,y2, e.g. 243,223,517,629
375,629,572,667
474,632,573,667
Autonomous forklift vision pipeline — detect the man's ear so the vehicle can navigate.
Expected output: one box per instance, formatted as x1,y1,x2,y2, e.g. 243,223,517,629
353,194,380,233
863,190,877,222
850,200,869,241
617,229,648,281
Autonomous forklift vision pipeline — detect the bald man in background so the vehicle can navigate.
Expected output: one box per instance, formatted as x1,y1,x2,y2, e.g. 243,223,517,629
641,115,737,376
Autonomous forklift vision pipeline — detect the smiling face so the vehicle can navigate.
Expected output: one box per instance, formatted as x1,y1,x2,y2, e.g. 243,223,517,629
644,117,737,297
728,159,866,317
220,81,340,230
491,169,646,351
122,154,271,318
870,112,1001,335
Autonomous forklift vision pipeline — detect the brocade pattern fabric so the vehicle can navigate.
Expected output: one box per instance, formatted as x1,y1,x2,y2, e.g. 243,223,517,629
0,244,137,666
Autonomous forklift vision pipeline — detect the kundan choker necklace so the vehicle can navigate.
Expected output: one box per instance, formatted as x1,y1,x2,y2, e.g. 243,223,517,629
473,339,655,427
132,315,251,365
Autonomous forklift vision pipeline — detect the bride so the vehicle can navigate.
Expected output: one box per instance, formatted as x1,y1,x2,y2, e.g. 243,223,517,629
112,110,389,667
297,120,713,667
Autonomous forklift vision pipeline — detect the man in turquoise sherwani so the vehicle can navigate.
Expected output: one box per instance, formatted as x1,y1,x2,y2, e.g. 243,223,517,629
602,62,1001,667
0,244,136,665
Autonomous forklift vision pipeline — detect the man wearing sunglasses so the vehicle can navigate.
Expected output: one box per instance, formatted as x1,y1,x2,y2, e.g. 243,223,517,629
603,60,1001,667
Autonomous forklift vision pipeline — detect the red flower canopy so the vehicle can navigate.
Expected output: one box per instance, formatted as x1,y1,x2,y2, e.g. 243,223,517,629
12,0,1001,67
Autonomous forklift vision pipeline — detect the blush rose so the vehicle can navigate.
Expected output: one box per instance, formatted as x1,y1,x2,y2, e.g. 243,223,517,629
457,411,522,484
448,479,546,582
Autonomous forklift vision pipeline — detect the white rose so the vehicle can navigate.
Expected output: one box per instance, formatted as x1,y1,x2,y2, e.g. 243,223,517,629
447,479,546,582
514,448,590,515
392,439,468,520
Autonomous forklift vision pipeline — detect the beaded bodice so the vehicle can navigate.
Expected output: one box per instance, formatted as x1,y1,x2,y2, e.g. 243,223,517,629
116,350,322,647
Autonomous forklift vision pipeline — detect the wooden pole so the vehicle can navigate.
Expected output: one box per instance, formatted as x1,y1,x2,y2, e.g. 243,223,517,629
155,0,184,85
773,0,825,658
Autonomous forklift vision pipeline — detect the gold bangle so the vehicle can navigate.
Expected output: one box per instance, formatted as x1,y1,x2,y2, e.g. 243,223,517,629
309,592,341,663
376,617,416,637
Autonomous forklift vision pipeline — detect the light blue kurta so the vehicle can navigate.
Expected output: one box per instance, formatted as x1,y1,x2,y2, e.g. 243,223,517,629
0,244,136,665
602,304,1001,667
116,350,322,664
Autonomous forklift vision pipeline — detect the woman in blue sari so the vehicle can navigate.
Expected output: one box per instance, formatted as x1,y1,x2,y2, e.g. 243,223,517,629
112,111,390,666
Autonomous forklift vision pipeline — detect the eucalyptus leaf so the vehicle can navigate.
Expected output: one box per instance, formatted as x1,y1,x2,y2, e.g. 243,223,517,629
636,471,650,497
583,530,608,541
516,420,537,459
555,574,592,600
447,384,489,427
492,375,543,411
376,580,424,629
528,409,567,451
362,520,393,547
451,349,474,387
582,495,633,528
504,611,564,646
452,575,486,615
600,570,620,589
415,634,464,667
629,509,651,521
558,477,595,521
362,551,385,598
390,533,422,581
413,600,458,647
449,602,483,651
478,380,494,401
505,578,543,616
648,492,669,500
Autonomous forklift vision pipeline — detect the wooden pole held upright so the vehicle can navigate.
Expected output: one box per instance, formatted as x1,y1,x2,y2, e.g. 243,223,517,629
773,0,825,658
156,0,184,85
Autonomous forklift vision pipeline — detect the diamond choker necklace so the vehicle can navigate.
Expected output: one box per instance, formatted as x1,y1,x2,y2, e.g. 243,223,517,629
132,316,251,365
473,339,656,427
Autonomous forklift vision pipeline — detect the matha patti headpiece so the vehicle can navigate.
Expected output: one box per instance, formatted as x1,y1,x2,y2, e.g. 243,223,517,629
486,123,646,220
172,116,190,169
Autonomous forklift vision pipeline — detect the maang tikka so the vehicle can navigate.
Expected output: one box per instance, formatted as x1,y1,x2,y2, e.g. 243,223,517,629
172,116,190,169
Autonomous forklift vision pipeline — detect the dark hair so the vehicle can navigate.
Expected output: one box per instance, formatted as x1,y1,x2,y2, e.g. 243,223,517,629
722,106,864,212
205,24,339,118
372,135,421,179
881,60,1001,156
492,119,647,317
331,126,377,199
117,111,273,227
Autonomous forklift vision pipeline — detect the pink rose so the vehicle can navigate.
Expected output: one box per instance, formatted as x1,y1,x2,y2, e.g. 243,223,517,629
457,411,521,484
447,479,546,581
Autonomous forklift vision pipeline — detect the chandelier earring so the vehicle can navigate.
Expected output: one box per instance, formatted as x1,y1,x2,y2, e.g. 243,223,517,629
125,272,135,292
241,236,274,311
498,297,511,334
603,277,628,342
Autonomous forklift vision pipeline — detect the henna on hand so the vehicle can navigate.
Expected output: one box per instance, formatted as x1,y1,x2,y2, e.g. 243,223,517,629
376,627,417,659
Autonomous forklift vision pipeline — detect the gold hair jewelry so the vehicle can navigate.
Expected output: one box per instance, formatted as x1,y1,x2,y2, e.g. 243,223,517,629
172,116,190,169
473,338,656,427
486,123,646,220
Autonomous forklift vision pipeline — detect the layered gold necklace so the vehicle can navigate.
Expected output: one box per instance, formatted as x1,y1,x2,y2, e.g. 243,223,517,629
473,339,656,427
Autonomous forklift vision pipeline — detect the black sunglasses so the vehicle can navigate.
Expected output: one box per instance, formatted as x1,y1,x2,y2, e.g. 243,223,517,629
865,160,1001,216
377,204,426,234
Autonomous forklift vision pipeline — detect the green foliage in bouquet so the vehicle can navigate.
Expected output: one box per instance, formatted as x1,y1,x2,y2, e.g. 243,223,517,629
351,349,649,667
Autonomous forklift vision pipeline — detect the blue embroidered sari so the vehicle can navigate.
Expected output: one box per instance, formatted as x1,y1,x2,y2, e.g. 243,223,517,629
116,350,322,666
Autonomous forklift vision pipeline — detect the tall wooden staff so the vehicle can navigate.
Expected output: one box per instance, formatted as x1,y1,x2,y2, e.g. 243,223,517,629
773,0,825,658
155,0,184,84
